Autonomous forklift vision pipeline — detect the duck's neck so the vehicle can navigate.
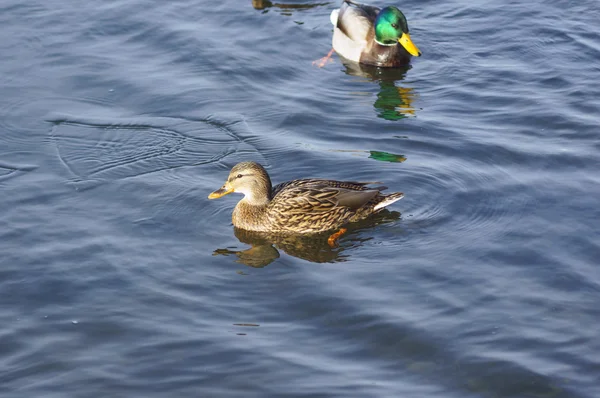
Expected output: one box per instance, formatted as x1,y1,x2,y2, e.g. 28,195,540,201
231,176,273,231
374,38,398,47
232,198,270,232
242,187,271,206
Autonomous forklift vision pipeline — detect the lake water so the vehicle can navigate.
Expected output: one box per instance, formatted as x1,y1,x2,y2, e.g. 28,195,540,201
1,0,599,397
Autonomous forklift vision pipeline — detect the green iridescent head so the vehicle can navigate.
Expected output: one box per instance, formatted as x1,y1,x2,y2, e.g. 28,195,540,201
374,7,421,56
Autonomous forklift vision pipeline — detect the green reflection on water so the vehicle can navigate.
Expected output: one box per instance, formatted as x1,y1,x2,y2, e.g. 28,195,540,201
328,149,406,163
342,60,417,121
369,151,407,163
374,84,416,120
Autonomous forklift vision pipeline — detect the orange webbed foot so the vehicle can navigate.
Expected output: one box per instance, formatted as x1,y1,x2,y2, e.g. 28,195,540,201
312,48,335,68
327,228,347,248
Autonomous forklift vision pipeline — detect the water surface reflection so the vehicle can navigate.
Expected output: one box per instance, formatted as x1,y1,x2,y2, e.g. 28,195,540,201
343,61,417,121
251,0,331,13
214,210,401,267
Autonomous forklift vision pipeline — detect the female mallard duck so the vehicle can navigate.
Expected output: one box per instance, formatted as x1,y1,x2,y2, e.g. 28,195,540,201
208,162,404,238
330,0,421,67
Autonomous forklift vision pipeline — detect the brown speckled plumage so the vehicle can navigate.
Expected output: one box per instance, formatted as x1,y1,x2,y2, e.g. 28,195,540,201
208,161,404,234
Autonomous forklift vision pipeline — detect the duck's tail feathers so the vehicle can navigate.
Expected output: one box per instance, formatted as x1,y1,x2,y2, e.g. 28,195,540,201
330,9,339,26
373,192,404,211
344,0,368,8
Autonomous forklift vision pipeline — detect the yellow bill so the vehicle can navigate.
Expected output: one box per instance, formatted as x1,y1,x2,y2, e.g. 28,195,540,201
208,186,234,199
398,33,421,57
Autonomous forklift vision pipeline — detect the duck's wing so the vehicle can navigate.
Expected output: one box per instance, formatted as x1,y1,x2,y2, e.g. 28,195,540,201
272,178,383,197
272,180,299,197
344,0,380,19
336,0,380,43
272,179,381,214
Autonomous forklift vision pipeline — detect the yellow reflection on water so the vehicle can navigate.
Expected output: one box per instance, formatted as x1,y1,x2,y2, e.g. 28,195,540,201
374,85,417,120
342,60,418,121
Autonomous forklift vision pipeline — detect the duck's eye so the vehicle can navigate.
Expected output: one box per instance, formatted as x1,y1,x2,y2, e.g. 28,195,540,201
236,174,243,179
391,23,398,29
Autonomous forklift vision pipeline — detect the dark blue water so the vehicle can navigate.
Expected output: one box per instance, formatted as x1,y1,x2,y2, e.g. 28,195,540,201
2,0,600,397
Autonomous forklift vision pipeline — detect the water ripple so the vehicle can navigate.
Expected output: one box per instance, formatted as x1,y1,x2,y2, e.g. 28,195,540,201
45,114,267,190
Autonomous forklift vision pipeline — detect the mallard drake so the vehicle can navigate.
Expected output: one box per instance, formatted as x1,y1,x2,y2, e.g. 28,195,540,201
208,161,404,236
330,0,421,67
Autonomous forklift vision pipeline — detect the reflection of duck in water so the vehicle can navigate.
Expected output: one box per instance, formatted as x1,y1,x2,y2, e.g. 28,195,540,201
251,0,329,12
214,228,341,267
343,61,417,120
214,210,401,267
318,0,421,67
208,161,404,246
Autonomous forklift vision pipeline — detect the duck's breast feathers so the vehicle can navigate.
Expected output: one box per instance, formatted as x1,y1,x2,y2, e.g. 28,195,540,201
335,0,379,42
359,42,412,67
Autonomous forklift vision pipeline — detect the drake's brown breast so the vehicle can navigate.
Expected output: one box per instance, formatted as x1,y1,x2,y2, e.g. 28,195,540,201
359,43,412,68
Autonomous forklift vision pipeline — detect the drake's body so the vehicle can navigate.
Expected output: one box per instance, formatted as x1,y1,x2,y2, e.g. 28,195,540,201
330,0,421,67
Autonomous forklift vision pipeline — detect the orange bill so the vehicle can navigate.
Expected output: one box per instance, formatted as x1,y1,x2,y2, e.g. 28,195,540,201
398,33,421,57
208,186,234,199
